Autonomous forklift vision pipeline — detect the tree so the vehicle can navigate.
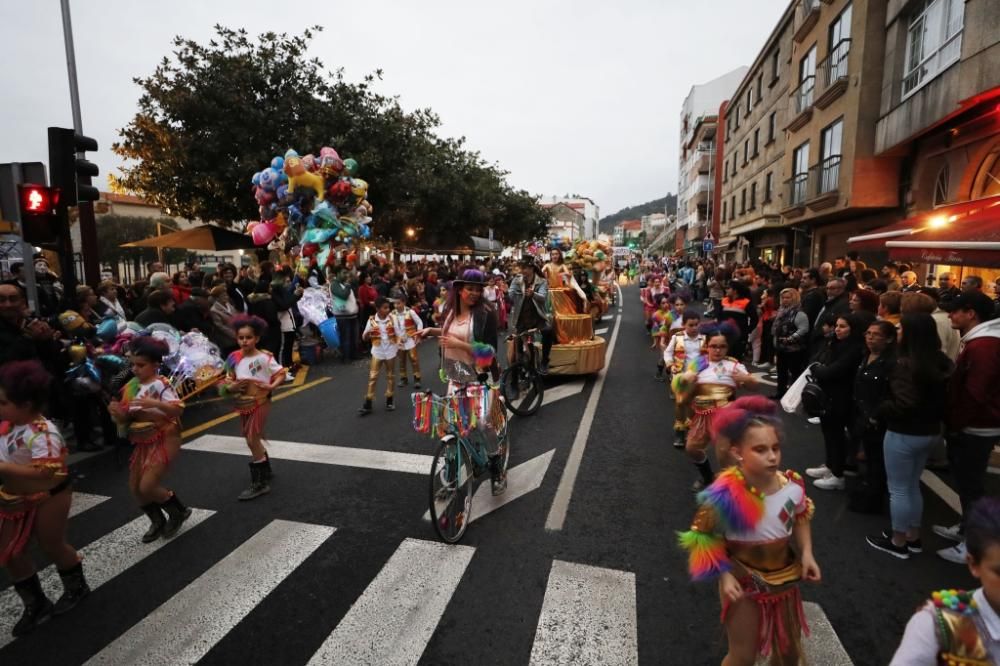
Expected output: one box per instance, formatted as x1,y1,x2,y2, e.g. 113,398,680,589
113,25,547,245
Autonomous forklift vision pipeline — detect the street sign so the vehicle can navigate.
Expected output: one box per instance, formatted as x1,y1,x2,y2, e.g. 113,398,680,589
703,240,714,253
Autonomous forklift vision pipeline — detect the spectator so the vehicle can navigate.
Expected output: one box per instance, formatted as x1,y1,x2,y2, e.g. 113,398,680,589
237,266,256,296
208,285,237,355
881,263,903,292
75,285,101,327
799,269,825,333
858,268,878,290
867,313,953,558
772,287,809,399
905,289,960,361
148,271,171,293
0,283,59,367
171,271,192,304
246,282,281,358
271,266,299,379
172,287,214,335
936,292,1000,564
900,271,921,292
808,278,850,360
187,263,205,290
135,290,176,327
329,268,360,363
937,272,961,308
808,312,874,491
849,289,879,316
96,281,127,322
255,261,275,294
220,263,248,313
358,273,378,325
878,291,903,329
962,275,984,294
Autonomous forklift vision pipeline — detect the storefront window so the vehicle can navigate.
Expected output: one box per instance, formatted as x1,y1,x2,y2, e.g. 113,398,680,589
973,147,1000,199
933,163,950,206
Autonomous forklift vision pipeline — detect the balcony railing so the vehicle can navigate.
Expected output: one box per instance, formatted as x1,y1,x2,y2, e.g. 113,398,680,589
784,173,809,208
794,0,821,42
819,39,851,92
807,155,841,205
793,75,815,114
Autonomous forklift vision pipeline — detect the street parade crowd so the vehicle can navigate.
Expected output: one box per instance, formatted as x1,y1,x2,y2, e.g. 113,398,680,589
0,247,999,664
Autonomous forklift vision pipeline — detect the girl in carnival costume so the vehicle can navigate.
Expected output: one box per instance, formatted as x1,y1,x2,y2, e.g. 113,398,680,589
890,496,1000,664
0,361,89,636
109,337,191,542
651,294,674,380
219,315,285,500
679,396,820,665
673,323,757,491
664,310,704,449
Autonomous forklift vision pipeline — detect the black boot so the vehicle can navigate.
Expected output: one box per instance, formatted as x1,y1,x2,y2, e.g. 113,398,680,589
488,454,507,496
237,461,270,501
692,459,715,492
655,364,664,380
141,502,166,543
12,574,53,637
358,399,373,416
53,561,90,615
262,452,274,481
386,396,395,411
160,494,192,539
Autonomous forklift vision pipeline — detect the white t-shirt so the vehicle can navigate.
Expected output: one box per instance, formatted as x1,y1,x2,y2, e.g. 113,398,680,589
695,358,749,388
726,476,808,543
363,315,399,361
0,418,67,466
128,378,180,413
226,350,283,382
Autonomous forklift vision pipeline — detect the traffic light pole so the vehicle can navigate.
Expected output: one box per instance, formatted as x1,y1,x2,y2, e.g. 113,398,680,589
60,0,100,287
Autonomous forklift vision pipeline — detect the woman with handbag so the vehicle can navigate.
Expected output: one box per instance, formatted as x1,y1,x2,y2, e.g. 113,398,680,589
772,288,809,399
806,312,874,490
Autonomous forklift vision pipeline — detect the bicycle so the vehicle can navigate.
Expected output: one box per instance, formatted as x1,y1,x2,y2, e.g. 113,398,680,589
500,328,546,416
413,384,510,544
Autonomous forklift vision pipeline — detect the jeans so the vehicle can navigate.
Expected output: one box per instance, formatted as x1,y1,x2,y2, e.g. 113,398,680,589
946,431,1000,533
884,430,936,533
335,316,359,362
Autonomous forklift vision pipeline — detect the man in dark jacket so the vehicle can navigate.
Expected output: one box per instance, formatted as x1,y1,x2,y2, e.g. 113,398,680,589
172,288,215,335
800,269,825,332
808,277,850,360
935,292,1000,564
135,290,176,327
936,272,961,308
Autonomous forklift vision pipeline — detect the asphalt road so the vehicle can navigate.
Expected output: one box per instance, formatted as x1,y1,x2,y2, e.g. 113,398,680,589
0,284,991,665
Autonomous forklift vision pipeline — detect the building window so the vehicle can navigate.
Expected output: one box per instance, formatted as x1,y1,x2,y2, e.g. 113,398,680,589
768,112,777,142
796,44,817,112
934,163,950,205
753,128,760,156
730,196,736,220
750,182,757,210
731,156,737,176
740,189,746,214
771,49,780,85
764,172,773,202
743,140,750,165
722,201,728,222
903,0,964,98
756,74,764,102
973,147,1000,198
747,88,753,114
818,118,843,194
723,159,729,183
735,103,741,128
791,141,810,205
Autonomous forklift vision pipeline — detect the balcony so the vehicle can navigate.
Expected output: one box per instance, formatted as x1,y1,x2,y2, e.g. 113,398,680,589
793,0,821,43
815,39,850,109
694,150,712,174
781,173,809,217
786,76,815,132
806,155,841,210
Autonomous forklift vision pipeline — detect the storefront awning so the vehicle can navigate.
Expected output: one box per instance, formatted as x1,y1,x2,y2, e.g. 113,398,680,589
847,196,1000,267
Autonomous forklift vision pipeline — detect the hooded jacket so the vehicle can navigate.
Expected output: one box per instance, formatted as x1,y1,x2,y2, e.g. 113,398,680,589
947,317,1000,434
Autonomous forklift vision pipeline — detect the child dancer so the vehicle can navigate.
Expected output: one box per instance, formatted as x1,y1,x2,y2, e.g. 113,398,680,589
0,361,89,636
650,294,674,380
109,337,190,542
359,298,399,415
679,397,820,665
220,315,285,500
664,311,704,449
890,496,1000,664
391,294,423,389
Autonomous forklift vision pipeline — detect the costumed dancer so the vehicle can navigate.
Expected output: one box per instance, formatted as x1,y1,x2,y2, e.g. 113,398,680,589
219,315,285,500
673,324,757,491
391,294,424,389
359,297,400,415
678,397,820,665
543,248,571,289
0,361,89,636
664,310,704,449
109,337,191,541
890,496,1000,664
650,294,674,380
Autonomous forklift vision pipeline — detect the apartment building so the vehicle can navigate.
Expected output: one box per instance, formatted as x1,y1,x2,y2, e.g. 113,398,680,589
538,196,600,240
717,2,797,265
779,0,905,266
677,68,748,255
848,0,1000,279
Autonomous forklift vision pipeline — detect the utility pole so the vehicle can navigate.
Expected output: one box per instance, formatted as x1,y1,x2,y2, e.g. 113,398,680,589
60,0,100,286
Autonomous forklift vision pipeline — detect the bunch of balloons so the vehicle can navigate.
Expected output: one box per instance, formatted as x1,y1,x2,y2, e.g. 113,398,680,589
247,147,374,275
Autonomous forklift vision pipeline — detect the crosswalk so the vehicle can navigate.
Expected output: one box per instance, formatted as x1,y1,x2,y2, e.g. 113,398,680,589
0,491,855,665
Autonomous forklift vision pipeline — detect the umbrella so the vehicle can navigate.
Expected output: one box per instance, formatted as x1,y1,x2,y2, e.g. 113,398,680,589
120,224,256,251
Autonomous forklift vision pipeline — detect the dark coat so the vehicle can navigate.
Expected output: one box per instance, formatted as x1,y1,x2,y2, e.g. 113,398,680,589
877,352,953,436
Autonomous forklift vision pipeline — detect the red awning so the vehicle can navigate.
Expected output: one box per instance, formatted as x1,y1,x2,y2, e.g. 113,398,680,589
847,196,1000,267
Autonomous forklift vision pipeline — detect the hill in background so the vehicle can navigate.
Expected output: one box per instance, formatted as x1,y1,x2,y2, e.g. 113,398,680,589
598,194,676,236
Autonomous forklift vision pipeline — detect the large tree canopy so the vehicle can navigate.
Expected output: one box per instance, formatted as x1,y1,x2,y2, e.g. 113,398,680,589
113,25,549,245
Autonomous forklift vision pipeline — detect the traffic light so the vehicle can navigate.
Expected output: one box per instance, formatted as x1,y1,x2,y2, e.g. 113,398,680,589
48,127,99,205
17,183,61,244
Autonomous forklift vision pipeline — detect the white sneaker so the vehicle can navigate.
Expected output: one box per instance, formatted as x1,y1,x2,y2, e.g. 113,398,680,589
285,371,296,382
932,523,963,542
937,542,968,564
807,416,821,425
757,362,772,370
805,464,830,479
813,475,845,490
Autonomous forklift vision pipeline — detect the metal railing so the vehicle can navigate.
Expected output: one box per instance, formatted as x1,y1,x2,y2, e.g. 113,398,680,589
809,155,841,198
792,75,815,115
818,39,851,93
785,173,809,207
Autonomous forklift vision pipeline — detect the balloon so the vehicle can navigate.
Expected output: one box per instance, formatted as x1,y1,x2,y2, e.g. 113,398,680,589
246,221,259,234
318,146,343,177
251,171,262,186
302,154,317,172
251,222,277,245
318,318,340,348
350,178,368,202
286,156,325,199
270,156,285,171
327,179,352,204
284,149,299,160
255,187,274,205
276,184,289,199
97,318,118,343
258,168,281,191
342,158,359,176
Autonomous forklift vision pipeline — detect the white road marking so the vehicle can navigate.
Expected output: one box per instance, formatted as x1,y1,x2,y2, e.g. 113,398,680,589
70,492,110,518
0,508,214,649
185,434,434,475
595,327,609,335
750,371,777,387
921,470,963,514
542,379,586,406
529,559,638,666
87,520,334,665
545,304,622,531
423,449,555,524
803,602,854,665
307,538,475,666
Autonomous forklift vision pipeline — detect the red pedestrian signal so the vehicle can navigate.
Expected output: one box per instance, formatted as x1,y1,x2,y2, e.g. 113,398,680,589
18,184,60,216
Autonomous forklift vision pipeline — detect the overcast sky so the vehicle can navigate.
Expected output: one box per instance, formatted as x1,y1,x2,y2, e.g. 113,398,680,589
2,0,788,216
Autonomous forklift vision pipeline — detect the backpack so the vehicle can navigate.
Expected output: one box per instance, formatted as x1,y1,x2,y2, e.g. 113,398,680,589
801,380,829,417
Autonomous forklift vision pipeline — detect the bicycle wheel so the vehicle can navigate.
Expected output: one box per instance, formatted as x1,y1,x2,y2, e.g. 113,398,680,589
428,435,474,543
500,364,544,416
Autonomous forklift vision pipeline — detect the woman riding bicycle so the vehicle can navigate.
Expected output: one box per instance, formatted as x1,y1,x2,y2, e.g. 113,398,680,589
416,269,506,494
